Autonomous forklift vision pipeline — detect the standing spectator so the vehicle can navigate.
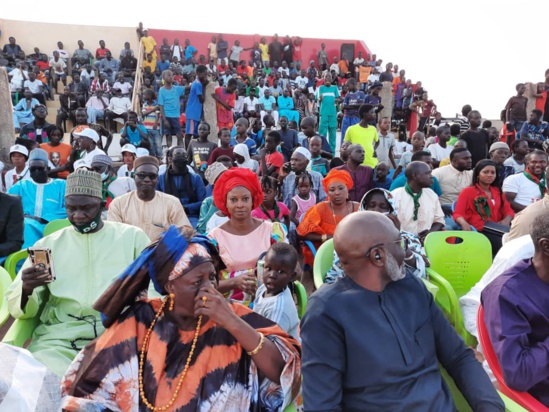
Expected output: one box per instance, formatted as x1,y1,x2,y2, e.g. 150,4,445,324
216,34,228,65
417,92,436,132
170,39,183,62
269,34,283,65
454,104,472,134
185,65,209,147
140,29,157,65
158,70,185,146
207,35,217,62
212,78,237,130
379,62,394,82
518,109,549,150
258,37,269,66
141,89,162,157
317,73,340,153
505,83,528,134
183,39,197,64
317,43,328,71
376,117,396,168
229,40,244,67
459,110,490,166
282,36,293,64
341,78,366,142
293,37,303,67
344,104,378,168
335,144,374,202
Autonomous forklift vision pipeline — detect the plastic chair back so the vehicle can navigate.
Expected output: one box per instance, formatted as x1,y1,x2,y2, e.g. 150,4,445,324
4,249,29,280
312,239,334,290
1,317,40,348
424,231,492,298
0,267,12,326
293,281,307,319
477,305,549,411
43,218,71,237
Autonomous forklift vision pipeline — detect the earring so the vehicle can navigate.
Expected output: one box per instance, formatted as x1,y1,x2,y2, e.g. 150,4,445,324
169,293,175,311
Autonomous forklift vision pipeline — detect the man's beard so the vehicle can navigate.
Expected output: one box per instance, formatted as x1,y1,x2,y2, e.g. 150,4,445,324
386,253,406,282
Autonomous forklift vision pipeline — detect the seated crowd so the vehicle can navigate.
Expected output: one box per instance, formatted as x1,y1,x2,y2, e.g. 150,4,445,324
0,30,549,411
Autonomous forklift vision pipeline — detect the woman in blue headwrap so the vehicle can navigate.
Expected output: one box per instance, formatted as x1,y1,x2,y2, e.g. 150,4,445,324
61,225,301,411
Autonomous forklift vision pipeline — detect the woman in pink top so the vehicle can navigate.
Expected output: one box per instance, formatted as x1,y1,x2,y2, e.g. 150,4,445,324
208,169,286,304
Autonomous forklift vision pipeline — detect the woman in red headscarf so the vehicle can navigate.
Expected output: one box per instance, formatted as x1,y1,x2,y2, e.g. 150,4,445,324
208,168,287,305
297,169,359,266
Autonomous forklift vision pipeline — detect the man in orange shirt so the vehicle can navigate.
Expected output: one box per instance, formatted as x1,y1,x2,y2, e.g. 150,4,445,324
392,69,406,95
338,55,349,75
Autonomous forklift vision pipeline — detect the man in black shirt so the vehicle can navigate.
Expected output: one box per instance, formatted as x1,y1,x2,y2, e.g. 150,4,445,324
0,192,24,259
268,34,283,65
459,110,490,166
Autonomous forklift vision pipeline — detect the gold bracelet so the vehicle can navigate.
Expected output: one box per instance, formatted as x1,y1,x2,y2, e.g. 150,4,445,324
247,332,265,356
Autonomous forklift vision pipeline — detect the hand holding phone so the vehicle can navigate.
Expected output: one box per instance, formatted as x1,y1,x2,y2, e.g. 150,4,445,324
26,247,56,285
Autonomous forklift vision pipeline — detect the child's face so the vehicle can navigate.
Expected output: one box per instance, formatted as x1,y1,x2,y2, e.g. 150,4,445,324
263,251,294,294
198,123,210,139
309,138,322,156
122,152,135,166
298,180,311,197
11,153,27,168
262,185,277,203
379,118,390,132
375,164,389,179
439,128,451,141
235,120,247,135
220,130,231,146
264,136,277,152
411,134,425,150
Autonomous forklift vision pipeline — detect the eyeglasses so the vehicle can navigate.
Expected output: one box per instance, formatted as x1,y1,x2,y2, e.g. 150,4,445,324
365,237,409,257
91,166,108,173
135,172,158,180
29,166,46,172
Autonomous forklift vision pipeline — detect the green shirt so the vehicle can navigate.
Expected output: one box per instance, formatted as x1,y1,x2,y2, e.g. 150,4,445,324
317,85,340,117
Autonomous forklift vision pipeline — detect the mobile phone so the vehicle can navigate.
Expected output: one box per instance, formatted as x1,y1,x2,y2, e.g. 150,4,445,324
28,247,56,282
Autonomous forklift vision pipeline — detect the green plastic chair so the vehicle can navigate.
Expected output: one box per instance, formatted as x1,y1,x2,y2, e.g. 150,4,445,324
0,266,12,326
2,317,40,347
424,231,492,346
312,239,334,289
293,281,307,319
4,249,29,280
43,218,71,237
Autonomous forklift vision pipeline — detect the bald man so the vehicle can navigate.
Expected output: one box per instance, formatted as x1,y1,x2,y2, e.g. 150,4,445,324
391,161,445,238
301,212,504,411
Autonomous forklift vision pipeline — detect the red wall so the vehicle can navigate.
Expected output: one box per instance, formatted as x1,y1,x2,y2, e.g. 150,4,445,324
148,28,370,66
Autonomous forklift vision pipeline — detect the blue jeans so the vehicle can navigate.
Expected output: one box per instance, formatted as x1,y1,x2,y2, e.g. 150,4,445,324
147,129,163,156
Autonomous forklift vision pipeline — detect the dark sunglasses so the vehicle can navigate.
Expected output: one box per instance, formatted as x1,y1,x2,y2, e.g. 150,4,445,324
135,172,158,180
29,166,47,172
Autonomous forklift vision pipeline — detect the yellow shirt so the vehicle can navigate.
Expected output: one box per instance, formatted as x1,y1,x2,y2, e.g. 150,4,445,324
141,35,157,59
259,44,269,61
344,123,379,168
142,59,156,71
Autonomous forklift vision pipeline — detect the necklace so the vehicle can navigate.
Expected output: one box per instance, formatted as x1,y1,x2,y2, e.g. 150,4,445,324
329,200,352,225
138,297,202,411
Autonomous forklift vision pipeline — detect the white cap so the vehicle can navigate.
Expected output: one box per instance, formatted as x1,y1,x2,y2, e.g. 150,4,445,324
120,144,137,155
10,144,29,157
73,159,90,170
74,128,100,143
136,148,149,157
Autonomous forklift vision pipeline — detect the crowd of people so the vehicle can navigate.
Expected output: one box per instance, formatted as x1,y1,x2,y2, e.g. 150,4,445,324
0,27,548,411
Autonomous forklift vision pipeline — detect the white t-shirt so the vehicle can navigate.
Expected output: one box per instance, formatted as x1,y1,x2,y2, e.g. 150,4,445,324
502,173,544,207
253,284,300,341
376,132,396,164
117,164,134,177
49,58,66,75
394,141,412,160
295,76,308,90
503,156,525,173
368,73,380,83
4,166,31,191
428,143,454,161
243,97,258,112
81,147,106,166
108,176,136,198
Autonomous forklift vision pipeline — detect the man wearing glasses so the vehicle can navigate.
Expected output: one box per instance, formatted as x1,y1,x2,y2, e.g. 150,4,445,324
301,211,504,411
108,156,191,241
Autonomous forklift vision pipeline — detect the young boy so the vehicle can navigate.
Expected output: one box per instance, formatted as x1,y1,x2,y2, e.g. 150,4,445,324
117,144,137,177
308,135,330,177
158,70,185,147
504,139,529,173
253,242,300,340
373,161,392,190
448,123,461,146
376,117,396,168
230,117,257,155
142,89,162,157
259,130,285,177
460,110,490,166
427,125,452,168
4,144,30,191
207,128,235,165
187,121,217,174
185,64,209,147
392,131,426,179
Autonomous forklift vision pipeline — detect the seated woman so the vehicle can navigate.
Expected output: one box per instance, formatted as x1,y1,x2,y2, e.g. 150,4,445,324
453,159,514,232
208,168,287,305
297,169,359,266
61,226,301,411
326,188,429,284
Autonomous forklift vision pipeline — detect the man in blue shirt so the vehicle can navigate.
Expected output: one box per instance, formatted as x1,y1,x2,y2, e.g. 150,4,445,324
12,88,40,132
183,39,197,63
390,151,442,196
157,146,206,229
158,70,185,146
185,65,208,147
301,211,505,411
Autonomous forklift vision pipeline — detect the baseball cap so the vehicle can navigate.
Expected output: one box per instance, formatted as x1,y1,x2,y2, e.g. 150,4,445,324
136,148,150,157
120,144,137,155
10,144,29,157
74,128,100,143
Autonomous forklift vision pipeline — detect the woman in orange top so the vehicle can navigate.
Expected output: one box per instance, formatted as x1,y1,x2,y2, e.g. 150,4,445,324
297,169,359,265
40,125,72,178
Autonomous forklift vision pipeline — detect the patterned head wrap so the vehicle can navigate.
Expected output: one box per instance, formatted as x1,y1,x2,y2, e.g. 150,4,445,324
359,188,398,215
94,225,219,328
322,169,354,193
213,168,263,218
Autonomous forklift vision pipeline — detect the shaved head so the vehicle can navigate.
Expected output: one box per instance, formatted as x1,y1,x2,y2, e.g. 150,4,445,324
334,212,403,291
